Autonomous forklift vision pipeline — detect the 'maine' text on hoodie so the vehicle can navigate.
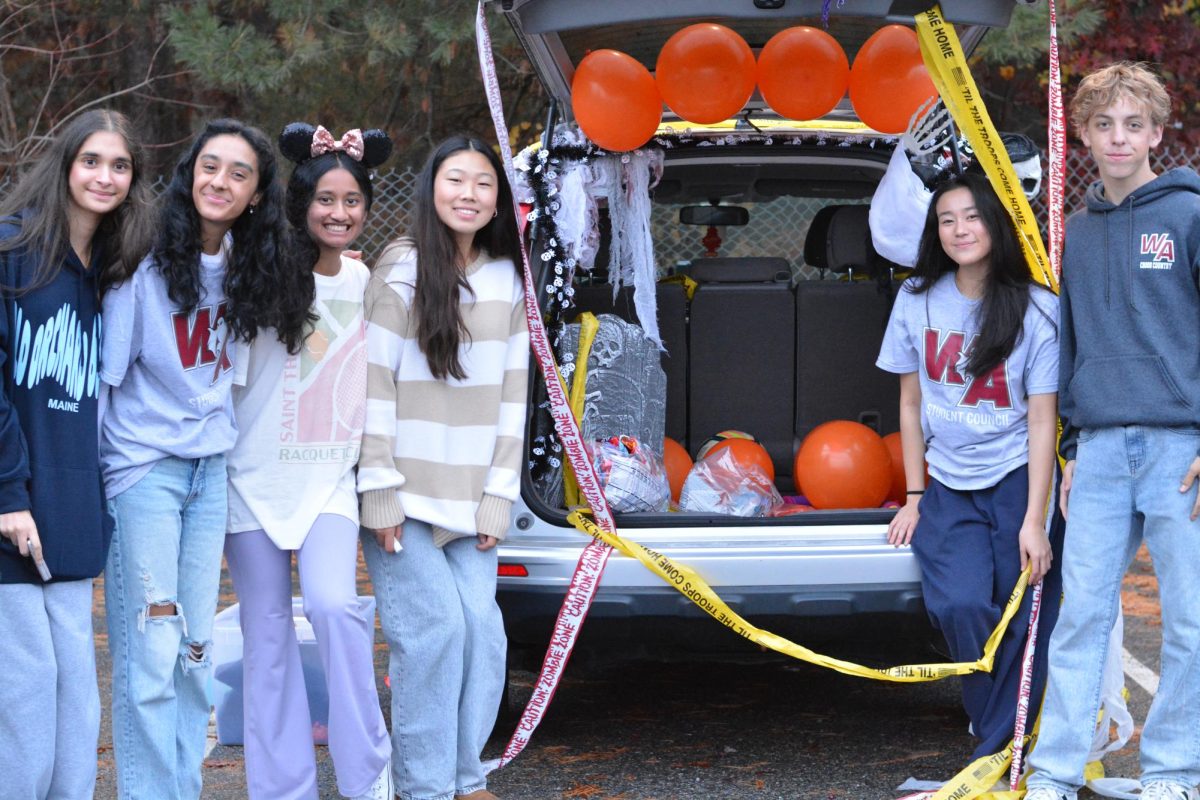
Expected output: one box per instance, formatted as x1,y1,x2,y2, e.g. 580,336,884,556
0,214,111,584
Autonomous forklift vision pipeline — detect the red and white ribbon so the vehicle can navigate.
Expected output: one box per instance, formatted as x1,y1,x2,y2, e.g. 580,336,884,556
1009,580,1044,789
1047,0,1066,280
476,0,619,770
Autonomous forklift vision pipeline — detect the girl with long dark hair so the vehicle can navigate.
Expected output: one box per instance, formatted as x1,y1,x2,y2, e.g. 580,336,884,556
100,118,307,800
876,170,1062,760
357,134,527,800
223,122,394,800
0,108,152,800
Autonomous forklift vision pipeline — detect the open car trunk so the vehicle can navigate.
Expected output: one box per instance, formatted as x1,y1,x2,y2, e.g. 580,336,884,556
496,0,1022,526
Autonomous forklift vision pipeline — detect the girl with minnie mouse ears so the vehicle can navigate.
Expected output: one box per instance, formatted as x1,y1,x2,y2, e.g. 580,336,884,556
223,122,396,800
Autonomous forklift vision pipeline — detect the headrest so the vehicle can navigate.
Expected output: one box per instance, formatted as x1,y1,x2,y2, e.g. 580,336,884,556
687,257,791,283
804,204,896,275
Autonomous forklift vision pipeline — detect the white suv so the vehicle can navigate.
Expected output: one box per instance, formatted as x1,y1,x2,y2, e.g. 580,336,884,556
492,0,1023,667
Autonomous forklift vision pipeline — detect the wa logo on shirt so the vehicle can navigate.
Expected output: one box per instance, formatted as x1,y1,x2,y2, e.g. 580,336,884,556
173,302,232,385
1139,232,1175,271
923,328,1013,409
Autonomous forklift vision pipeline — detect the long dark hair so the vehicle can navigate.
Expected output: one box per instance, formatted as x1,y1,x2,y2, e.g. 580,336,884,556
908,171,1052,378
146,118,310,352
278,152,376,341
278,123,392,313
0,109,154,295
406,134,522,381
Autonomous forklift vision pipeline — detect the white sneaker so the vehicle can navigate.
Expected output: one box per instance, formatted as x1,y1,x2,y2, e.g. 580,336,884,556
1142,781,1200,800
1023,788,1073,800
350,758,394,800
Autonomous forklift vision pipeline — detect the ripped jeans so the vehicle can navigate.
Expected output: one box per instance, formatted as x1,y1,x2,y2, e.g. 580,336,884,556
105,455,227,800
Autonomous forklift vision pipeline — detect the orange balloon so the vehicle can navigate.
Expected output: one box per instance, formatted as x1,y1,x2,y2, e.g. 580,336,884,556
656,24,756,124
882,431,931,504
794,421,891,509
573,49,662,151
661,436,693,504
882,432,907,505
756,27,849,121
849,25,937,134
703,437,776,483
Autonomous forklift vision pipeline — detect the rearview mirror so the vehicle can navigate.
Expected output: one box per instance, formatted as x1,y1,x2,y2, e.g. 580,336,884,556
679,205,749,226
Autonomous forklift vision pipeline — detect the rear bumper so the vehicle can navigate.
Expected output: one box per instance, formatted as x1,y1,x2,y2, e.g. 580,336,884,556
496,578,926,662
497,507,934,660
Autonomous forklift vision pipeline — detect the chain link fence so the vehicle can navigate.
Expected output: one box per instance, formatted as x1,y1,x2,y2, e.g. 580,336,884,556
3,147,1197,273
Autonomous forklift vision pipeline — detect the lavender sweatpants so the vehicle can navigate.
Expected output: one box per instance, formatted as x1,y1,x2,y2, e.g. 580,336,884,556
224,514,389,799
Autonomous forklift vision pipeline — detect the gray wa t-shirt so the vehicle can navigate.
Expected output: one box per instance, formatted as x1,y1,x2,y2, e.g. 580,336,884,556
876,274,1058,491
100,248,238,497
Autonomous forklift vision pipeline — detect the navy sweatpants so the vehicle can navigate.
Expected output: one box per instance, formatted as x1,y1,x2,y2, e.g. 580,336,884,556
911,464,1064,759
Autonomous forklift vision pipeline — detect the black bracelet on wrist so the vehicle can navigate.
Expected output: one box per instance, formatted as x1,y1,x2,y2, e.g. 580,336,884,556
906,490,924,495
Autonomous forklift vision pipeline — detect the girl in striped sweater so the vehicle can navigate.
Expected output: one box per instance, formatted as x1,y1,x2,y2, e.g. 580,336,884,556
357,135,528,800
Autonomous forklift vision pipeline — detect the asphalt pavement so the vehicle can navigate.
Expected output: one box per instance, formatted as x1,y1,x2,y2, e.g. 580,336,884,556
90,546,1163,799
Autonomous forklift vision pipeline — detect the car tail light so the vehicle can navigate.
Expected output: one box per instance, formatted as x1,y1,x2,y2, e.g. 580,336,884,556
498,564,529,578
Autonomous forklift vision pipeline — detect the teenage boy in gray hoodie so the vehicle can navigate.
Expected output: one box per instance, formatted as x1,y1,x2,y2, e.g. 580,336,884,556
1024,63,1200,800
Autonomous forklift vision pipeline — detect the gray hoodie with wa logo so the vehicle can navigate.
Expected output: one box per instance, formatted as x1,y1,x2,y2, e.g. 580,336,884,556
1058,167,1200,460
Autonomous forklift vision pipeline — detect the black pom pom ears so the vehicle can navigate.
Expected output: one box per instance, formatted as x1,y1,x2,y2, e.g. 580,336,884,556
360,129,393,170
278,122,392,169
278,122,317,164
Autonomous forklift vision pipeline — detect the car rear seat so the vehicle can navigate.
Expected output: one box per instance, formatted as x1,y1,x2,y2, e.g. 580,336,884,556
686,257,796,481
795,205,900,443
569,281,689,445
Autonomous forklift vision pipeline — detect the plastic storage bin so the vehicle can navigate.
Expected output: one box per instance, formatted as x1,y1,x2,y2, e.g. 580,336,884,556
211,595,376,745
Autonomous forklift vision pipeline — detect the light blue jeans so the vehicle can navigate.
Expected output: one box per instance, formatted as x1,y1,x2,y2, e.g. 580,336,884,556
105,455,227,800
363,520,507,800
0,579,99,800
1027,426,1200,794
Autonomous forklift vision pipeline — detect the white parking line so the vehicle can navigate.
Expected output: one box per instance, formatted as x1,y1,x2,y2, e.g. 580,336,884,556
1122,647,1159,696
204,710,217,759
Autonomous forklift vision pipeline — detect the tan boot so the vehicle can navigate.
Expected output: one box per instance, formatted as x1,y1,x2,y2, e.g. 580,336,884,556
454,791,499,800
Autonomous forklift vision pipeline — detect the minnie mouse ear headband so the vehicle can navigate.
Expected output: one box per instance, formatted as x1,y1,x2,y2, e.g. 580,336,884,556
278,122,393,169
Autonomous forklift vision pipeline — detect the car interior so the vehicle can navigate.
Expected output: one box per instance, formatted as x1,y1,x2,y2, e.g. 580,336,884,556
565,151,905,496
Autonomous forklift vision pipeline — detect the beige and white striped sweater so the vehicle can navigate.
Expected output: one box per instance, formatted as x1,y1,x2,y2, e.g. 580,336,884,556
357,241,529,547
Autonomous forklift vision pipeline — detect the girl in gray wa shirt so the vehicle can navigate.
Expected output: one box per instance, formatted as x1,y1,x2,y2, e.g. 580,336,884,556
99,119,313,800
876,171,1061,760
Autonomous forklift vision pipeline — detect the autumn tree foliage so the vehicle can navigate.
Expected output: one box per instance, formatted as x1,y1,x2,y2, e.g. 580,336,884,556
976,0,1200,147
0,0,194,171
0,1,544,174
164,0,544,166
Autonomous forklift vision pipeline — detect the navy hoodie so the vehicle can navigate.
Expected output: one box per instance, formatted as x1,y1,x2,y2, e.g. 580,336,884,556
0,212,111,583
1059,167,1200,460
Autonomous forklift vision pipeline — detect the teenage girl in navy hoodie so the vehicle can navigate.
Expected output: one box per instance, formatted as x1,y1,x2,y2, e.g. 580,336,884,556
0,109,153,800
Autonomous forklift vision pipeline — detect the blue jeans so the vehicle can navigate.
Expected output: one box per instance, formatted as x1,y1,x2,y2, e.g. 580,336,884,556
0,579,99,800
105,455,228,800
363,520,506,800
1027,426,1200,794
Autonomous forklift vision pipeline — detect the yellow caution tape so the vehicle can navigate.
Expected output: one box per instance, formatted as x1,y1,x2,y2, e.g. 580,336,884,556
657,273,699,301
932,745,1017,800
566,509,1030,682
915,5,1057,293
561,312,600,508
655,118,872,135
